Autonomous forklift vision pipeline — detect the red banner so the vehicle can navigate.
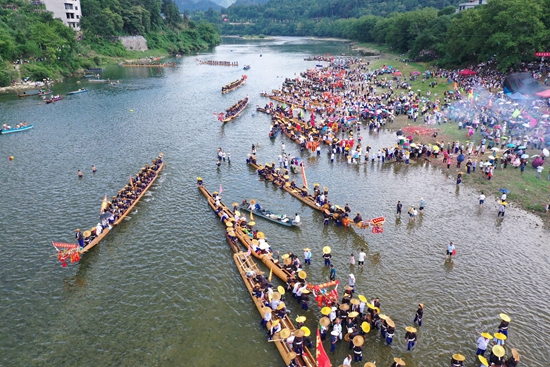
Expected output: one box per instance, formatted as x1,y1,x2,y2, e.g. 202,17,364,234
316,327,332,367
52,242,78,249
535,52,550,57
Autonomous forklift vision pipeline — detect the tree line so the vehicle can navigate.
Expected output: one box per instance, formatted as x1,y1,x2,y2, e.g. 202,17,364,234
0,0,220,86
194,0,550,70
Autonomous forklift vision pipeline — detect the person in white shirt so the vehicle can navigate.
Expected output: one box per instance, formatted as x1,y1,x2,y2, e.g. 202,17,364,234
357,249,366,268
342,354,352,366
348,273,355,293
479,192,486,207
293,213,301,226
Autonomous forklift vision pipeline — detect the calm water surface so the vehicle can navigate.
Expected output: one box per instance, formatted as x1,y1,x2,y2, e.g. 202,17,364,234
0,37,549,367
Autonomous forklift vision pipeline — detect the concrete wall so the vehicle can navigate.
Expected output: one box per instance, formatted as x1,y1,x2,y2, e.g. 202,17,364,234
119,36,149,52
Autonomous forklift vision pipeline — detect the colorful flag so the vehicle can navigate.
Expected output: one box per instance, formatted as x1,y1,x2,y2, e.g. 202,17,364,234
246,246,251,257
512,109,521,118
316,327,332,367
250,211,254,221
219,184,223,194
268,268,273,282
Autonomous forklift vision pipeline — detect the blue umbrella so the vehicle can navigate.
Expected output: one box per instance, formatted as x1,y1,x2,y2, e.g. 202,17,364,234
457,154,465,163
499,188,510,194
506,143,516,148
518,145,526,149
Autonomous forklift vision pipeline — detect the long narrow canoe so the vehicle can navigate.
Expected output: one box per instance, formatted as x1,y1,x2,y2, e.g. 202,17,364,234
238,204,298,227
198,183,292,282
0,125,34,134
222,97,249,123
234,252,316,367
222,76,246,94
248,161,320,211
79,161,163,254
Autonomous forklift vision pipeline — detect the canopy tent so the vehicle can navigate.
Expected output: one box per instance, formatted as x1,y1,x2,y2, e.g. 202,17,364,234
458,69,476,76
503,72,547,95
535,89,550,98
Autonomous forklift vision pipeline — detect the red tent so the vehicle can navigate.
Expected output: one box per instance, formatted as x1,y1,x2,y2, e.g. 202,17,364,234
458,69,477,76
535,89,550,98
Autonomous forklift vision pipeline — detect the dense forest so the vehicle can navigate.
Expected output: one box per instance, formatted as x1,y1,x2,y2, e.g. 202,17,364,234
193,0,550,70
0,0,220,86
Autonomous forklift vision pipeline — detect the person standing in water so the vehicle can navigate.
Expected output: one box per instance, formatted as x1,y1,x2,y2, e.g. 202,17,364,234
446,242,456,261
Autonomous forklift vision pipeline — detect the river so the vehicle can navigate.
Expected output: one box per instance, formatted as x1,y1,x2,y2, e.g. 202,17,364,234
0,37,548,367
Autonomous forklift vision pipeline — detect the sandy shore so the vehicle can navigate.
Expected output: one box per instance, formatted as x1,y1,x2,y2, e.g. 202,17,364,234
0,81,53,95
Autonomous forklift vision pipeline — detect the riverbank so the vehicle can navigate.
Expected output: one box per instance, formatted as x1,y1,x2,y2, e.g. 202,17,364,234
352,45,550,219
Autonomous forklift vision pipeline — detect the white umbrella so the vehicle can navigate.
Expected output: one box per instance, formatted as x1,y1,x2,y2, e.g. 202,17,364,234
521,154,529,159
541,114,549,118
483,162,493,166
543,148,549,157
491,147,499,151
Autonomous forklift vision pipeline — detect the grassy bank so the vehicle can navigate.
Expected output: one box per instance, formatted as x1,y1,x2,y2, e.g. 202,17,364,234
354,43,550,219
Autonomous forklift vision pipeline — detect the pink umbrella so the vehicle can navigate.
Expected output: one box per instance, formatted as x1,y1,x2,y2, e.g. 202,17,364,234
393,71,402,76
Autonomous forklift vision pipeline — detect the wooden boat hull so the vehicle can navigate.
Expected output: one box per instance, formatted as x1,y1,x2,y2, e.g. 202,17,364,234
233,252,316,367
1,125,34,134
198,184,291,282
222,99,249,123
222,77,246,94
238,205,297,227
80,161,163,254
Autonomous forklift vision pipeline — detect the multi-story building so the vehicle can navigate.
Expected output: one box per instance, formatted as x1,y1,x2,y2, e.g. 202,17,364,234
42,0,82,30
456,0,488,12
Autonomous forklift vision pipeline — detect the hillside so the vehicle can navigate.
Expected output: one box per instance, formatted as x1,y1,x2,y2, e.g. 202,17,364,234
205,0,550,70
0,0,220,86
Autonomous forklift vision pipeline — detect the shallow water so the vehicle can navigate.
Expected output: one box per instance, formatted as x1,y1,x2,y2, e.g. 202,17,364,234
0,37,548,367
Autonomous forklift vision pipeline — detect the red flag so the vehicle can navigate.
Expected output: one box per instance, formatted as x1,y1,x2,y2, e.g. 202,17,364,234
316,327,332,367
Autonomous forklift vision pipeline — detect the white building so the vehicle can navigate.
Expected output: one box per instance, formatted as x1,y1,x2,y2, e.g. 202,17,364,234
456,0,487,12
43,0,82,30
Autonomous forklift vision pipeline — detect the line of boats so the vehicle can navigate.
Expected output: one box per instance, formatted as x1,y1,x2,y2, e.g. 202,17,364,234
198,181,316,367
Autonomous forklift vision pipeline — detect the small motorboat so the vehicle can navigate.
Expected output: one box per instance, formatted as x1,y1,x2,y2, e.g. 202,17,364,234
1,124,34,134
239,200,299,227
67,88,88,95
243,65,251,70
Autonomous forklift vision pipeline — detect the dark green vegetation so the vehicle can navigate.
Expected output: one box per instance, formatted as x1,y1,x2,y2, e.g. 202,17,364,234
0,0,220,86
196,0,550,70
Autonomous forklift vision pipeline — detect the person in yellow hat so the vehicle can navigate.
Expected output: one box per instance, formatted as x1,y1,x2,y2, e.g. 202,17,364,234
323,250,332,267
497,314,510,337
267,319,281,341
476,332,491,356
451,353,465,367
505,348,520,367
413,303,424,327
404,326,418,350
